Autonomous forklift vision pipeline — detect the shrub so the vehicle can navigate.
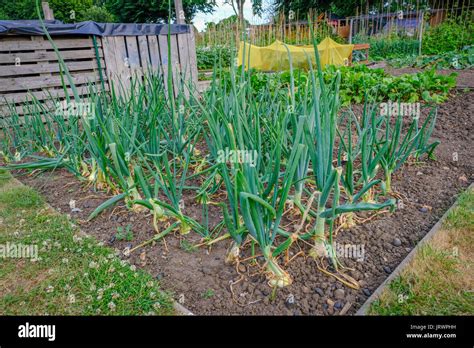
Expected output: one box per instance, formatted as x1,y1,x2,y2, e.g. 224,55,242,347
423,17,474,55
196,45,236,70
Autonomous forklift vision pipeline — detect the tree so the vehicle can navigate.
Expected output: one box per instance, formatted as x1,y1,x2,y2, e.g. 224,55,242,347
0,0,208,23
104,0,215,24
0,0,115,22
224,0,262,27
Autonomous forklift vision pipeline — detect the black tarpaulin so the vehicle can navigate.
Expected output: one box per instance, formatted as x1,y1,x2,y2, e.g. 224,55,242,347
0,20,190,36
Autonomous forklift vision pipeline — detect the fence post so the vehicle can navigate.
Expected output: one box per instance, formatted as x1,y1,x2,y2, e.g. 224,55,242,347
418,11,424,56
41,2,54,20
174,0,184,24
349,18,354,43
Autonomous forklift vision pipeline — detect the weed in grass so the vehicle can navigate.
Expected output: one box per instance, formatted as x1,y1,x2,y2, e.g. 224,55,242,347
201,289,215,299
115,224,134,242
180,239,197,253
0,186,43,209
0,169,11,187
0,183,175,315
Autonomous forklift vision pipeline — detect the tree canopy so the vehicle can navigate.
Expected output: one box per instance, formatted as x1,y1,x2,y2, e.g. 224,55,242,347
0,0,214,23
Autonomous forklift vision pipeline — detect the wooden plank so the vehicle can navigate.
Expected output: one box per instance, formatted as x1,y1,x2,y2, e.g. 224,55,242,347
158,34,170,93
125,36,142,85
185,30,198,87
125,36,140,68
113,36,131,94
1,96,95,119
0,84,109,106
0,60,105,77
0,38,98,52
147,35,161,76
0,72,102,92
0,35,91,43
176,32,190,98
137,36,151,72
101,36,119,92
169,34,180,96
0,49,103,64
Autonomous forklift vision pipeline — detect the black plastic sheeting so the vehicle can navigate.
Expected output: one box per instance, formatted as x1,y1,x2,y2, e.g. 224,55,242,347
0,20,190,37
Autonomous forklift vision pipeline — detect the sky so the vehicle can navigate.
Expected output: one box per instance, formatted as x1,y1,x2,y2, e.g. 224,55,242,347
193,0,271,32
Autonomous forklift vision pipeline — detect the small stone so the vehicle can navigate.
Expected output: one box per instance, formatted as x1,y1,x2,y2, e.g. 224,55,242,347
155,273,165,280
362,288,371,297
459,175,468,183
326,298,335,307
416,171,423,176
108,235,116,244
420,207,428,213
334,288,345,300
314,287,324,296
302,286,311,294
237,264,247,273
392,238,402,247
334,301,343,309
383,266,391,274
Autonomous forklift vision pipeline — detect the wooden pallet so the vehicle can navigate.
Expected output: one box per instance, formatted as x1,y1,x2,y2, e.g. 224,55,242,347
0,35,105,119
0,29,198,122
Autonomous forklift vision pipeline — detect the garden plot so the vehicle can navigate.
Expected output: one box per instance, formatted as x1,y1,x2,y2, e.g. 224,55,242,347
3,68,471,314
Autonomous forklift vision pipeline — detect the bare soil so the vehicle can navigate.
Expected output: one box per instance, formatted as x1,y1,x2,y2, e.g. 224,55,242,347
13,90,473,315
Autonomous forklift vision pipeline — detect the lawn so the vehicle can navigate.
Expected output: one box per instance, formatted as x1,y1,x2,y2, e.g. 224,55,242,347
0,169,175,315
369,187,474,315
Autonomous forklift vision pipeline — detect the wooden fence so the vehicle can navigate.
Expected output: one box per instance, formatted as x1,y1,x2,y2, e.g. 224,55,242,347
0,35,106,118
102,32,197,97
0,29,198,120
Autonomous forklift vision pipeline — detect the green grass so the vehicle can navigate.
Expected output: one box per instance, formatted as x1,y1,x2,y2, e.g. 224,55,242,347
369,188,474,315
0,185,43,209
0,168,12,187
0,176,175,315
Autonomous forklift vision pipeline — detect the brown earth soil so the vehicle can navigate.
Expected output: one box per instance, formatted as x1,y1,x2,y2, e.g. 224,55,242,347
12,90,473,315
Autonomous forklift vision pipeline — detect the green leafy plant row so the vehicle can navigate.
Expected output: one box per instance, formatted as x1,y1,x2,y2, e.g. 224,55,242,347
221,64,457,105
389,46,474,70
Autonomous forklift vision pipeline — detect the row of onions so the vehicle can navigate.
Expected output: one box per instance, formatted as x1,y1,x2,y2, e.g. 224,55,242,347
0,17,440,288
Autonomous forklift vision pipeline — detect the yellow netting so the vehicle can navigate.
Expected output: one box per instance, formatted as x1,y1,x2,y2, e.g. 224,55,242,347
237,37,354,71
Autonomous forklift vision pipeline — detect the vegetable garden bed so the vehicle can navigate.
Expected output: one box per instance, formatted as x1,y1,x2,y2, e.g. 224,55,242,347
8,89,472,315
